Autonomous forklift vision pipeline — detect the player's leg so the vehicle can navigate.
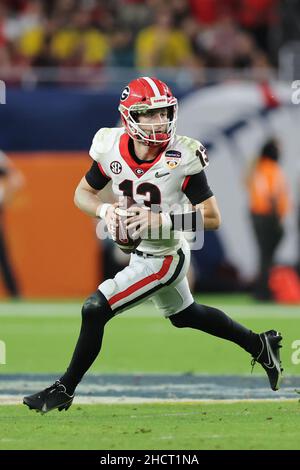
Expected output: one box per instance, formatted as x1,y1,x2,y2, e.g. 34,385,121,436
23,251,185,413
153,276,282,391
152,239,260,355
153,276,259,354
0,225,20,297
169,296,260,355
168,299,282,390
59,290,114,394
23,290,114,413
99,248,187,315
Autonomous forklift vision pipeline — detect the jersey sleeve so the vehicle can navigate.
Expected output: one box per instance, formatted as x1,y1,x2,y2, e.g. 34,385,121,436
89,128,110,162
182,170,214,205
85,161,110,190
182,139,209,176
89,127,117,178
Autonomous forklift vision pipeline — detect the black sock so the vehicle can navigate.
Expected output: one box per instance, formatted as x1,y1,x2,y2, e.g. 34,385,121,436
169,302,261,356
60,291,114,395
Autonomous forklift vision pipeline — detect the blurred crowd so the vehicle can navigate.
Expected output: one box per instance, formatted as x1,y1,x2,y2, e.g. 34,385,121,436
0,0,281,84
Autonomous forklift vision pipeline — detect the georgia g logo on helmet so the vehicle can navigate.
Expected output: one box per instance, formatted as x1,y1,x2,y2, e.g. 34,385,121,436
120,86,130,101
118,76,178,147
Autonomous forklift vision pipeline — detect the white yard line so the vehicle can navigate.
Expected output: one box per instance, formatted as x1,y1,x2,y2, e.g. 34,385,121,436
0,395,297,406
0,302,299,318
1,374,299,404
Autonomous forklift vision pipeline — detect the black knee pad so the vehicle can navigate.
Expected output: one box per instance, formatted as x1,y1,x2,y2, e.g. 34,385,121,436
82,290,113,325
169,302,197,328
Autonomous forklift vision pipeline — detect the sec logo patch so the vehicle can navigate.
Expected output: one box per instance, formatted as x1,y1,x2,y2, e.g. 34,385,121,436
110,161,122,174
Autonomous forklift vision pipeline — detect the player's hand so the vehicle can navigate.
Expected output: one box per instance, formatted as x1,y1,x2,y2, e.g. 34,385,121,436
125,207,161,239
104,202,119,240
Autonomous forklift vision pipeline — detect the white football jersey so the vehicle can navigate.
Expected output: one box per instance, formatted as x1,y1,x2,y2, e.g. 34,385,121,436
89,127,209,255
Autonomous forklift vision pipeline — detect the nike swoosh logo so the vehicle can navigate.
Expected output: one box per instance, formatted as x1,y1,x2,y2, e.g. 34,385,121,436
42,403,48,413
263,336,272,366
262,334,281,371
155,171,170,178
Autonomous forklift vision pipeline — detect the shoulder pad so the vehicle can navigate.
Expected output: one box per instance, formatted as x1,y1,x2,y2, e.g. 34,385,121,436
174,135,209,176
89,128,123,161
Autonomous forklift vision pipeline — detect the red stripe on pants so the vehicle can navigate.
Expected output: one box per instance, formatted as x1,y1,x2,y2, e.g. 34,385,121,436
109,255,173,306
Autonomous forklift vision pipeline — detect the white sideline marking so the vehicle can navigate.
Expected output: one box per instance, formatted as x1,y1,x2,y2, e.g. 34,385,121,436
0,395,297,405
0,302,299,318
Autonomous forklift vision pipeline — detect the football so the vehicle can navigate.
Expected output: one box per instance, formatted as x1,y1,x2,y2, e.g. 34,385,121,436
114,197,141,253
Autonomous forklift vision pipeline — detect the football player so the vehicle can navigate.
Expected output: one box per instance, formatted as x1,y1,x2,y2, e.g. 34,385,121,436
24,77,283,413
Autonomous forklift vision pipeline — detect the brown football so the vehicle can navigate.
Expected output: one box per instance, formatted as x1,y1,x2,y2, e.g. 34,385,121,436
114,197,141,254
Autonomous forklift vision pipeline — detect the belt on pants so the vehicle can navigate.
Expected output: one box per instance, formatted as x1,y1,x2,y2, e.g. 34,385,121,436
133,248,182,258
133,249,155,258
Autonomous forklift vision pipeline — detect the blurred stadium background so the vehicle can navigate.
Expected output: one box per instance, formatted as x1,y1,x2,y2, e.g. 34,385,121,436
0,0,300,450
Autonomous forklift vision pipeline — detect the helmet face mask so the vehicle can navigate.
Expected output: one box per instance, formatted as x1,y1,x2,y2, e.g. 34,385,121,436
118,77,178,146
122,104,177,146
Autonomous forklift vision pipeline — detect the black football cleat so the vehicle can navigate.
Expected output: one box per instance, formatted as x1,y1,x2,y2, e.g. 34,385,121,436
23,380,74,414
251,330,283,391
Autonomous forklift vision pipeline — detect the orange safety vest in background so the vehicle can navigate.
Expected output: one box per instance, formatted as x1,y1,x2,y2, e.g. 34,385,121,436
248,157,291,217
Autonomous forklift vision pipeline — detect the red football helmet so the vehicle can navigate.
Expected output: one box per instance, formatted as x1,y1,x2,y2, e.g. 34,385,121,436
118,76,178,146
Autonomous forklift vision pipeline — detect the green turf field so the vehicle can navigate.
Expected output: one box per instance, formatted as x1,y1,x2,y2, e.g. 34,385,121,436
1,402,300,450
0,294,299,375
0,294,299,450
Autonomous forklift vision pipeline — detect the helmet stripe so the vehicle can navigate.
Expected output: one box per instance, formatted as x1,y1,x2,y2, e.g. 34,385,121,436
142,76,161,97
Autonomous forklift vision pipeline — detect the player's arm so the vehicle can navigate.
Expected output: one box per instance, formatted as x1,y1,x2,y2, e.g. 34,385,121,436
195,196,221,230
0,155,25,204
167,195,221,232
74,161,118,231
180,170,221,230
74,176,104,217
126,171,221,238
